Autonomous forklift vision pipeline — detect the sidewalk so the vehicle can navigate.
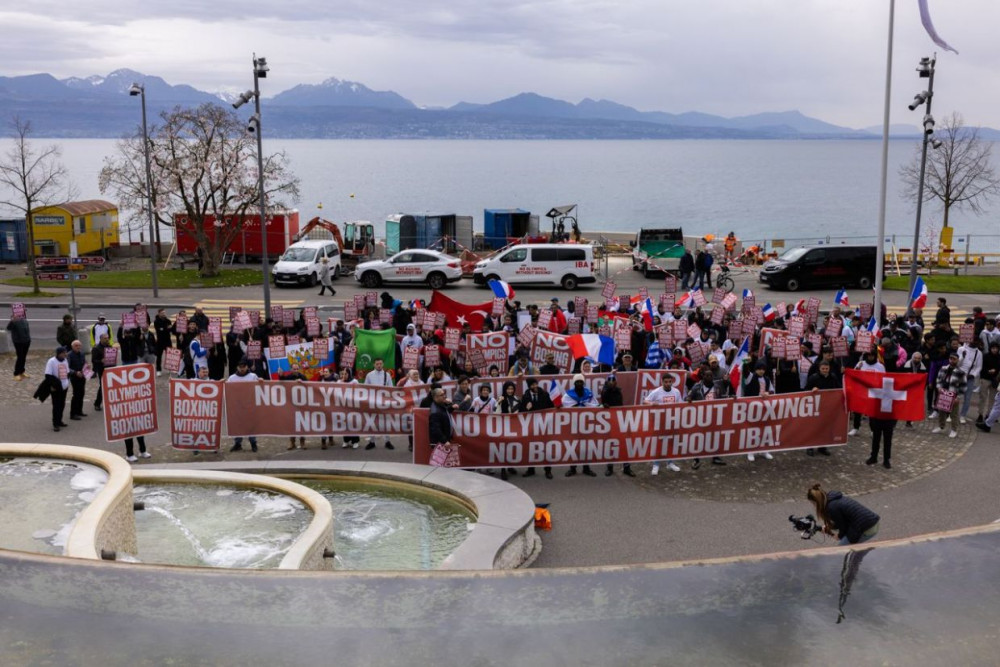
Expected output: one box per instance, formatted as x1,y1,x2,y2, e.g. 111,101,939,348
3,351,996,568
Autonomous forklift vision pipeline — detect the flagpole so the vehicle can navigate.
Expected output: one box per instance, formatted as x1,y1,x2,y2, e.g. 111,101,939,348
873,0,895,333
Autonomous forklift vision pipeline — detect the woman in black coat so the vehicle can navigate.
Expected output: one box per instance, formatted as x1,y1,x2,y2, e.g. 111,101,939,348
807,484,880,545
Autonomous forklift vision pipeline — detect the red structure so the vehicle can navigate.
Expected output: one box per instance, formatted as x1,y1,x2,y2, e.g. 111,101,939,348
174,210,300,260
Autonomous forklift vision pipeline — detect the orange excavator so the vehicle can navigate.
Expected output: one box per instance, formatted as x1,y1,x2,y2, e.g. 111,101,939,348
294,217,375,274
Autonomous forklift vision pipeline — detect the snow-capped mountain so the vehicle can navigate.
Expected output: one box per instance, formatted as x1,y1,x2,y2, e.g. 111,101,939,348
269,77,415,109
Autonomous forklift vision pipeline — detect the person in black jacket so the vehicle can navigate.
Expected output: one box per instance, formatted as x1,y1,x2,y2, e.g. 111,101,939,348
601,374,634,477
428,387,455,445
90,333,111,412
804,359,841,456
153,308,173,375
67,340,88,420
519,377,554,479
807,483,880,545
679,249,695,290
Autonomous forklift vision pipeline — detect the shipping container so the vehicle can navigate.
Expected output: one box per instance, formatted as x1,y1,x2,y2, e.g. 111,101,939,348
174,210,300,260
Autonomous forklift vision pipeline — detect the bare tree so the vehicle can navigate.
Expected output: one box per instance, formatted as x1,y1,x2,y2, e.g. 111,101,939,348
0,117,76,294
99,103,300,277
900,112,1000,229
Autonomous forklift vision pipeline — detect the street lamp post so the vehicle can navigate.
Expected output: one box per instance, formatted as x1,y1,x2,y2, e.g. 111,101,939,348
129,82,159,299
905,55,940,317
233,55,271,314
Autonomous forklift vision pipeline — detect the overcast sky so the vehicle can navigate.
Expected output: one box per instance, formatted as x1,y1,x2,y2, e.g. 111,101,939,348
1,1,994,129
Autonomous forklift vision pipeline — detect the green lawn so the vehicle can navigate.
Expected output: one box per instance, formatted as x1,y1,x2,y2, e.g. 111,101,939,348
1,268,264,290
883,274,1000,294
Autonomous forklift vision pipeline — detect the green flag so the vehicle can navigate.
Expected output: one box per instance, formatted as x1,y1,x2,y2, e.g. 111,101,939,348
353,328,396,373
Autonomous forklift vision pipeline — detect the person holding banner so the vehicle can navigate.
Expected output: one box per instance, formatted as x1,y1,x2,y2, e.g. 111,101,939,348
519,378,554,479
227,359,261,452
932,352,966,438
6,311,31,380
601,374,634,477
44,347,70,432
67,340,88,420
336,367,361,449
645,370,684,474
364,359,395,450
123,436,150,463
154,309,173,376
90,333,112,412
564,374,600,478
848,352,885,437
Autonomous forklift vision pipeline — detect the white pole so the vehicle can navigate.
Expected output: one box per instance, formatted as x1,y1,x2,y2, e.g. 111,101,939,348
873,0,895,330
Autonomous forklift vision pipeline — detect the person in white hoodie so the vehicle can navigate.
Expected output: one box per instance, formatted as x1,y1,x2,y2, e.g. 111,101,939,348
956,339,983,424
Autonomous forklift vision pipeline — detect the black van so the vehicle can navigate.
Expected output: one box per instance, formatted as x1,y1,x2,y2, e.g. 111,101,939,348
758,244,878,292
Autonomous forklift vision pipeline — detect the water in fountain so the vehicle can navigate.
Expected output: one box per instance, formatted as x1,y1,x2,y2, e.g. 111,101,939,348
0,457,108,555
131,484,311,569
301,478,475,570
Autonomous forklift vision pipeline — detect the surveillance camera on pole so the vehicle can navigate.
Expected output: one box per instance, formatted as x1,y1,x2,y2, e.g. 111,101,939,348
247,114,260,134
923,114,936,135
908,91,929,111
232,90,256,110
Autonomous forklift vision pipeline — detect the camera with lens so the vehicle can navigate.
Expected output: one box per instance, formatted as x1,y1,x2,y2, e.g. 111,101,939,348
788,514,821,539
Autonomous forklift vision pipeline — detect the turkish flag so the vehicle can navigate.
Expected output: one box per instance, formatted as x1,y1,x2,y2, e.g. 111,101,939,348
427,291,494,331
844,369,927,420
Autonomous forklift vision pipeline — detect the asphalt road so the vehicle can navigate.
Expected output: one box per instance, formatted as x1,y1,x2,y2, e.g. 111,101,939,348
4,256,992,345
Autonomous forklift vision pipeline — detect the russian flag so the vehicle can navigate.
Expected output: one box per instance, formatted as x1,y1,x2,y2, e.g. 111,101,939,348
910,276,928,309
488,279,515,300
729,336,750,393
761,303,776,322
567,334,616,366
834,289,849,308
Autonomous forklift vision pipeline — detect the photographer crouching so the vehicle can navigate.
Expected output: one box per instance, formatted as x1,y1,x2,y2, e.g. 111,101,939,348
804,484,881,546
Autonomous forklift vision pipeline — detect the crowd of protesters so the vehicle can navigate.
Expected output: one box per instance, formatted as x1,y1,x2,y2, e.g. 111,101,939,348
11,284,1000,473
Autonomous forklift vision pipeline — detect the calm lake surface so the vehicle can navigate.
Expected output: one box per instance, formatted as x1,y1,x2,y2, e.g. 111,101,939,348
20,138,998,244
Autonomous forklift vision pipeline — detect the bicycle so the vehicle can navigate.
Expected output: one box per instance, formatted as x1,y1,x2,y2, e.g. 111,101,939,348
716,265,735,293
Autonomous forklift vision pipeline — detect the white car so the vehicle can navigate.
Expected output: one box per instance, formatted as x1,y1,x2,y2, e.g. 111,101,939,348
354,249,464,289
272,239,341,287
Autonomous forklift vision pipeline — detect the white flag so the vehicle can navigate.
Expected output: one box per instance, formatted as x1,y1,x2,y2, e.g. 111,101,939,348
918,0,958,54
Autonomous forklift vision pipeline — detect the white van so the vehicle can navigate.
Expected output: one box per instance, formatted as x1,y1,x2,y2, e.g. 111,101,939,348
272,239,341,287
473,243,596,290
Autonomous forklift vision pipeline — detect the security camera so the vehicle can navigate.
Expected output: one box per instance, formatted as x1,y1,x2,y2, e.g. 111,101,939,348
908,91,929,111
917,56,933,78
254,56,269,79
931,138,943,149
232,90,256,110
923,114,935,135
128,83,143,97
247,114,260,133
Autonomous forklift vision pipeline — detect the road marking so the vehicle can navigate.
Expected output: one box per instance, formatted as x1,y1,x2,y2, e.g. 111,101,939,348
193,298,303,319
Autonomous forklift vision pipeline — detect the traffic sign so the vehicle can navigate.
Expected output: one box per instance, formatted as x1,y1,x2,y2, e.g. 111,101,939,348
33,256,106,267
38,273,88,281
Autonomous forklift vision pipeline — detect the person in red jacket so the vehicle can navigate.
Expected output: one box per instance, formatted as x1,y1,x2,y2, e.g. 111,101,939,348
547,299,567,334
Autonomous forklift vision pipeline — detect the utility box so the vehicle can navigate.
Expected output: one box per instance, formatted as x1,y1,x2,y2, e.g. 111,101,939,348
384,213,472,255
0,218,27,262
484,209,536,249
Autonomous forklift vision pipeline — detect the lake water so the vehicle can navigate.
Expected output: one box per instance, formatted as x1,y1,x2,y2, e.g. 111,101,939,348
17,138,998,245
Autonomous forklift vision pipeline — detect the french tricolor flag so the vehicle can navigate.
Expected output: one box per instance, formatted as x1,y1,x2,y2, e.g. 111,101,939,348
639,297,655,332
488,279,516,300
729,336,750,393
910,276,928,310
834,289,850,308
866,316,879,333
675,290,696,309
567,334,616,366
761,303,776,322
547,378,565,408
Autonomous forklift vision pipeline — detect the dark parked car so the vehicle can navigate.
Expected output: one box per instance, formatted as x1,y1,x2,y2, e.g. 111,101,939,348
758,244,878,292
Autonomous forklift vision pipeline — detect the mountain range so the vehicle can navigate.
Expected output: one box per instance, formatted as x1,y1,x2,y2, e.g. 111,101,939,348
2,69,997,140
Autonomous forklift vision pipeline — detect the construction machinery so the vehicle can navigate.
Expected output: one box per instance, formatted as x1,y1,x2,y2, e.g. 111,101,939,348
294,217,375,274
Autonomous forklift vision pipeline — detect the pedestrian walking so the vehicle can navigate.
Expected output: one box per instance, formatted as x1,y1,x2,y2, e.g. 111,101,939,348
7,312,31,380
44,347,70,432
318,256,336,296
67,340,89,420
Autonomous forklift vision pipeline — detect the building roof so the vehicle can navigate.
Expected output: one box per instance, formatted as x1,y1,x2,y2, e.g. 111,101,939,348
38,200,117,216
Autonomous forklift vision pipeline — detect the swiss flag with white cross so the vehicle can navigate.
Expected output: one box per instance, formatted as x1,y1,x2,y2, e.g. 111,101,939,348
844,369,927,421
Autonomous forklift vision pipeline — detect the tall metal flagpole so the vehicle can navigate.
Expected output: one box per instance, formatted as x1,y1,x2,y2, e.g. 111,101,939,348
873,0,895,330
